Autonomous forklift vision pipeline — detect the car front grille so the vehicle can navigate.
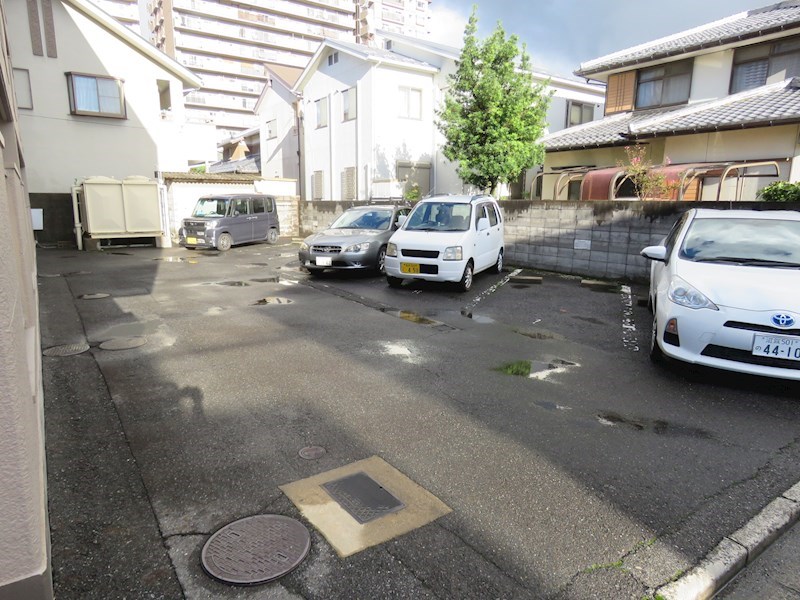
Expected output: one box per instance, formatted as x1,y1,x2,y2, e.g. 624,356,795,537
312,245,341,253
402,249,439,259
701,344,800,370
724,321,800,336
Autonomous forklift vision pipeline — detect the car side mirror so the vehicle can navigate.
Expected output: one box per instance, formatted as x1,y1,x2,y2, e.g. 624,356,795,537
477,217,490,232
397,215,407,227
641,245,667,262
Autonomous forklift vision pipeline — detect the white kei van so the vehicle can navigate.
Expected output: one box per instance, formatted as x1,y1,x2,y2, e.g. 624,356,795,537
384,194,504,292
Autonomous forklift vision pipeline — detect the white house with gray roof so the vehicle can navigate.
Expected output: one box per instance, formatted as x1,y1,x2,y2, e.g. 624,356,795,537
255,32,605,200
540,1,800,201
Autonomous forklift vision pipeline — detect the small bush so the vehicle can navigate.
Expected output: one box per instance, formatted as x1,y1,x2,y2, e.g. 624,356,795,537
496,361,531,377
757,181,800,202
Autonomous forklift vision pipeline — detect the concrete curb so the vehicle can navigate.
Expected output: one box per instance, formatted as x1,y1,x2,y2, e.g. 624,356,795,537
657,481,800,600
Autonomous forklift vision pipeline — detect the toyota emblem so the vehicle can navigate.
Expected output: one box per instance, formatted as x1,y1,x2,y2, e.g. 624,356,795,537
771,313,796,328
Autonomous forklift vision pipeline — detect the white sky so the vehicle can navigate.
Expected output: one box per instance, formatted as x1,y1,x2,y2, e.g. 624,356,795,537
428,0,763,78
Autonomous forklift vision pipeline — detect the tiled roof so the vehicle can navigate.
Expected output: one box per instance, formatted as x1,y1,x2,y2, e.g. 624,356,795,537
161,172,263,183
577,1,800,77
209,153,260,174
543,78,800,151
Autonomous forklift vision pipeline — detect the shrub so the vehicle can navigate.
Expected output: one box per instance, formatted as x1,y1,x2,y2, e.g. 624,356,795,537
757,181,800,202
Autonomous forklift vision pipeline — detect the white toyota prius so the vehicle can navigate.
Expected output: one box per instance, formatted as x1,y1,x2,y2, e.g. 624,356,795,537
641,208,800,380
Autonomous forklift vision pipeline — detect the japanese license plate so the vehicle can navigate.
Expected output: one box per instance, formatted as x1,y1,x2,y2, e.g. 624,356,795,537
186,237,197,245
752,334,800,362
400,262,420,274
315,256,332,266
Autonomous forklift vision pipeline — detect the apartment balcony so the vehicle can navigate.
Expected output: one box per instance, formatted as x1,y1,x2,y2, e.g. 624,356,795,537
178,51,271,77
201,74,265,95
185,90,258,112
174,0,354,28
175,19,318,53
186,108,260,130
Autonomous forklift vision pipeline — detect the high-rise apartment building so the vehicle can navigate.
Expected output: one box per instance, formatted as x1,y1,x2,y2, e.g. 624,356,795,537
95,0,432,140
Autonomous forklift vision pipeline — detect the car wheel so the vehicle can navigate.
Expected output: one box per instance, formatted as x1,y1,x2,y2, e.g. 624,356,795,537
216,233,233,252
376,246,387,275
494,249,503,274
386,275,403,288
650,312,664,363
185,246,196,250
266,229,279,244
307,268,323,278
457,261,474,292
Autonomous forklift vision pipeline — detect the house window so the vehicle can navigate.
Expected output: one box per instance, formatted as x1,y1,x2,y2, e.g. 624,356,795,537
399,86,422,119
342,87,356,121
66,73,126,118
731,36,800,94
316,97,328,128
157,79,171,111
327,51,339,66
635,59,692,109
266,119,277,139
13,69,33,109
566,101,594,127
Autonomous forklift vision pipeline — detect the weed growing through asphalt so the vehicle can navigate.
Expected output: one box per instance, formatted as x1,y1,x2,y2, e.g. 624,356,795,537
496,360,531,377
583,559,625,573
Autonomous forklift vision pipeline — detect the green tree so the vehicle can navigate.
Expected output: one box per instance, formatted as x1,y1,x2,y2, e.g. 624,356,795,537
437,6,551,195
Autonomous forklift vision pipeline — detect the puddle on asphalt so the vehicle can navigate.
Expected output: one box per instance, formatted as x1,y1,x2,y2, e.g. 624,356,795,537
596,412,712,438
253,297,293,305
97,321,161,339
79,293,111,300
391,310,437,325
216,281,250,287
250,277,280,283
529,358,578,381
110,252,133,256
515,329,559,340
250,263,271,267
459,308,495,324
533,400,573,411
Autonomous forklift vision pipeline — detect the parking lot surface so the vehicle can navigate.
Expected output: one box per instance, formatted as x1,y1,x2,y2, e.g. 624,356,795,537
38,242,800,599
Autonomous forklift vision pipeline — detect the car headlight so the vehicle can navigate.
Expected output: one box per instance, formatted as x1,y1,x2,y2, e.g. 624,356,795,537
668,276,718,310
205,220,218,229
442,246,463,261
344,241,371,253
387,243,397,257
299,241,309,251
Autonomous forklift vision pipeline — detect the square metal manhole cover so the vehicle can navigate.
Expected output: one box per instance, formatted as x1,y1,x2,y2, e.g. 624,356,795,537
322,472,405,524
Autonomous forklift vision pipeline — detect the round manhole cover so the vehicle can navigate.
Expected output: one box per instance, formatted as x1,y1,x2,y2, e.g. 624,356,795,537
298,446,326,460
79,293,111,300
201,515,310,585
99,337,147,351
43,342,90,357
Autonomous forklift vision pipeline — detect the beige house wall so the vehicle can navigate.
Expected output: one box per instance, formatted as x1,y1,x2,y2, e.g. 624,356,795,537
0,1,51,598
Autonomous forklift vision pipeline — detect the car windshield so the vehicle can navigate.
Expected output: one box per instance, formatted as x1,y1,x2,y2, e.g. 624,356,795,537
404,202,472,231
679,217,800,266
330,208,393,230
192,198,229,217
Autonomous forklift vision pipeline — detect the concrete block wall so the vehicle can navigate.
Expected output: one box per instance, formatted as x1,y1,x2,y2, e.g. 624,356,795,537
503,200,799,281
298,201,372,237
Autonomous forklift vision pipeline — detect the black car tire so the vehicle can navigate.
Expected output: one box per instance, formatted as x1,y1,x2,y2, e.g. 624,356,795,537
457,261,474,293
266,229,279,244
216,233,233,252
185,246,196,250
494,249,503,274
307,268,324,278
650,312,664,363
376,246,387,275
386,275,403,288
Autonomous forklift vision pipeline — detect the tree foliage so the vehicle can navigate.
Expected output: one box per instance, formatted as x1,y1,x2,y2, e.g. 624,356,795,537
618,145,680,201
757,181,800,202
437,7,551,195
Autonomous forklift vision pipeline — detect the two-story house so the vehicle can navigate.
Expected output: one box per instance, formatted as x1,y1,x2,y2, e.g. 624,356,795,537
255,31,605,201
540,1,800,201
8,0,217,244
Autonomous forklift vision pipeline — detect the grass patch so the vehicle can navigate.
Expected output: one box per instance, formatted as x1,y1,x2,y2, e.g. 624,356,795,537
496,360,531,377
584,559,625,574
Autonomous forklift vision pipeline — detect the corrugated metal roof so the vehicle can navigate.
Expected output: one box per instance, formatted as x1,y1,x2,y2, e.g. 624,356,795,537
543,78,800,151
577,1,800,77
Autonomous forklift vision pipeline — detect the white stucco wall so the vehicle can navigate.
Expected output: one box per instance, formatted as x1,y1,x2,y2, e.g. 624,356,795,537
7,1,215,195
258,84,299,182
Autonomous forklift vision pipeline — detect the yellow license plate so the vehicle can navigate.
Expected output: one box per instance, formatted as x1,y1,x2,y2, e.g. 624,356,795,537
187,237,197,244
400,262,420,274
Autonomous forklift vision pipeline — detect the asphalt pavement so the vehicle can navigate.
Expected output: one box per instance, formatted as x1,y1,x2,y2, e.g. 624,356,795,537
37,243,800,600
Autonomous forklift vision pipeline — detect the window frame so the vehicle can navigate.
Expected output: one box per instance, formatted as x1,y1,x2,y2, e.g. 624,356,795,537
730,35,800,94
342,87,356,121
13,68,33,110
398,86,422,120
265,119,277,140
66,72,126,118
566,100,594,127
315,97,328,128
634,59,693,110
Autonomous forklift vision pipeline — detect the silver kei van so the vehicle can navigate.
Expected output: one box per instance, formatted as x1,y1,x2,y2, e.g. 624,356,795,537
179,194,280,251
